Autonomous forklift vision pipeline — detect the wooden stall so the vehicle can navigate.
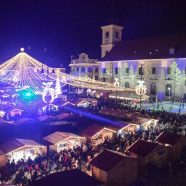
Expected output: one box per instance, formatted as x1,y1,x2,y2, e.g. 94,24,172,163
0,138,46,166
127,139,168,177
80,124,117,146
90,149,138,186
156,132,186,162
44,131,85,152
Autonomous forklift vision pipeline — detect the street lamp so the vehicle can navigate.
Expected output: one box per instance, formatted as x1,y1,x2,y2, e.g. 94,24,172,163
168,87,171,100
135,80,147,111
114,78,120,99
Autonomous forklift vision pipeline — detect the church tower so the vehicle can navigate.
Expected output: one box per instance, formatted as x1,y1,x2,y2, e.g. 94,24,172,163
100,24,123,58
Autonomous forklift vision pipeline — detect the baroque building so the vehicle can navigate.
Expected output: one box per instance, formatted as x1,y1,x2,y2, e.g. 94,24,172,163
69,53,99,80
70,24,186,100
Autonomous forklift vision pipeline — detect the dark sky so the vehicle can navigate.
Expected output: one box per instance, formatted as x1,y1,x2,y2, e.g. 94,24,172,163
0,0,186,71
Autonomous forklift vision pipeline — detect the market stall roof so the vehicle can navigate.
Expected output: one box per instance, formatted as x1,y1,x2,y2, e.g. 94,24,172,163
127,139,159,157
0,138,45,155
32,169,102,186
155,132,181,146
44,131,84,145
90,149,136,172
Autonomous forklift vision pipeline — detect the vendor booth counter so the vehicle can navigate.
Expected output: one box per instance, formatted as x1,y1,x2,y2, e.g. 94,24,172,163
44,131,85,152
80,124,117,146
0,139,46,167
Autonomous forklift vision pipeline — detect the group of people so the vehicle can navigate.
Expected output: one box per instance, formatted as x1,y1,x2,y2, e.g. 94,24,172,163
0,97,186,185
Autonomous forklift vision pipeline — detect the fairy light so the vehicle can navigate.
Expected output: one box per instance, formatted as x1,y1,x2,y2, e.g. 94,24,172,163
0,51,136,93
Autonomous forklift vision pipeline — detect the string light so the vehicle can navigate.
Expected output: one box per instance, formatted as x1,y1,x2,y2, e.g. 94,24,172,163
0,51,136,93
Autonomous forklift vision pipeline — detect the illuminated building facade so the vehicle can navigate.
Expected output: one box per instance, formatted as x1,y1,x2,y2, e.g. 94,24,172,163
74,24,186,100
69,53,99,80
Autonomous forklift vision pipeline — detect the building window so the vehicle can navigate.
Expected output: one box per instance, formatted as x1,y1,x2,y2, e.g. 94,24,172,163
102,68,106,73
125,82,130,88
105,31,109,39
105,51,109,56
126,68,129,74
152,67,156,74
150,83,156,95
103,77,106,82
95,75,98,80
88,67,92,73
76,67,79,72
115,67,118,74
81,67,85,73
165,84,172,96
169,48,175,55
139,67,143,75
95,67,99,73
167,67,171,74
115,31,119,39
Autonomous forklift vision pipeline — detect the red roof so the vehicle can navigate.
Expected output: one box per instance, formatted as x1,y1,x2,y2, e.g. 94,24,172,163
90,149,132,172
80,124,105,137
156,132,181,146
32,169,102,186
127,139,158,156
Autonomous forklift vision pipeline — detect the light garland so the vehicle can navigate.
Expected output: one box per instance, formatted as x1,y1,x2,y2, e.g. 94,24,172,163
0,50,136,93
135,80,147,96
42,82,55,104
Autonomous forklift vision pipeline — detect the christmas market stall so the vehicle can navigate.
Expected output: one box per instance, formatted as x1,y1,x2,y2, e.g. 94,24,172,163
0,139,46,166
80,124,117,146
43,131,85,152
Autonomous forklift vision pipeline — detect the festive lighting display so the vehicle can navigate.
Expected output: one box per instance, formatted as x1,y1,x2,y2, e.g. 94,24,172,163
42,82,55,104
0,50,136,94
135,80,147,96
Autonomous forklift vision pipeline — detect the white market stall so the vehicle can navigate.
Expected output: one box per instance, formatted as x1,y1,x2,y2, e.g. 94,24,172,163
0,139,46,165
44,131,85,152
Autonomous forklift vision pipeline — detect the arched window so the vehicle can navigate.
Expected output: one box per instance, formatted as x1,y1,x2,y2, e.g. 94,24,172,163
139,67,144,75
165,84,172,96
105,31,109,39
125,82,130,88
150,83,156,95
167,67,171,74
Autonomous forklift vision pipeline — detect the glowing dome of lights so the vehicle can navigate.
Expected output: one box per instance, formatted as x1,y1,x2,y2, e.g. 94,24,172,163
0,51,58,94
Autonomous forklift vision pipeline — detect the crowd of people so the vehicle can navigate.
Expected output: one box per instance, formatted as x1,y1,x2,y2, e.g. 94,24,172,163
0,97,186,185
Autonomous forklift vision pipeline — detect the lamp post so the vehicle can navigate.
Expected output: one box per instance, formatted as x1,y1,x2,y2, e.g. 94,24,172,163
114,78,120,99
168,87,171,100
135,64,147,112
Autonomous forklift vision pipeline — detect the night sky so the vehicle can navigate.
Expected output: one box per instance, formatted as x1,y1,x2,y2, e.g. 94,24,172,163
0,0,186,71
